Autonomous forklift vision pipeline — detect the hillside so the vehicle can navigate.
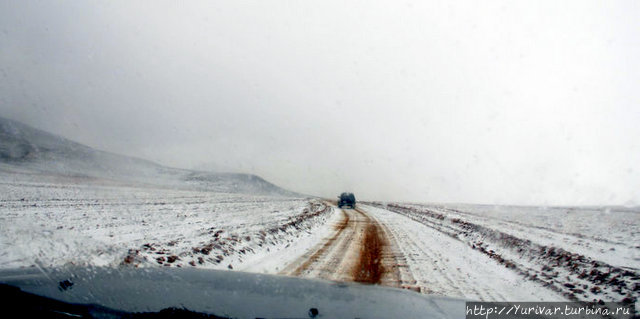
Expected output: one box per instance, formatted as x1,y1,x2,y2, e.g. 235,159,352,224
0,116,299,197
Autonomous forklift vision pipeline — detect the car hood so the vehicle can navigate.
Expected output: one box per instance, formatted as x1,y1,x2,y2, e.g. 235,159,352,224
0,266,466,319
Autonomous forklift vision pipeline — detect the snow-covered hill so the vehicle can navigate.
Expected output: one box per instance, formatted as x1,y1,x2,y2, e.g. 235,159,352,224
0,116,299,196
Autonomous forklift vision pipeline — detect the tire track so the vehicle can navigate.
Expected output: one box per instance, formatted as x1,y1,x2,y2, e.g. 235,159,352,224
365,210,419,291
279,204,405,288
362,204,567,301
288,209,350,277
351,210,384,284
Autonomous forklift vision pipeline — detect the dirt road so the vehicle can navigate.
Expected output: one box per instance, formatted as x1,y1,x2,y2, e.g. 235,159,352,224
279,204,416,290
274,203,596,301
276,204,564,301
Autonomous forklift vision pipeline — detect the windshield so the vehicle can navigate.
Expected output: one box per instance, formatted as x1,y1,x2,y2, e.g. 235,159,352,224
0,1,638,318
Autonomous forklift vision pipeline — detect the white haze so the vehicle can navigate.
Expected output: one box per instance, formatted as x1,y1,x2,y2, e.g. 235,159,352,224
1,1,639,205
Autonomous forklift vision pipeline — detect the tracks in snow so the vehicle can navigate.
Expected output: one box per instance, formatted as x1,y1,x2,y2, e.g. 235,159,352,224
362,204,567,301
277,203,569,302
279,204,409,289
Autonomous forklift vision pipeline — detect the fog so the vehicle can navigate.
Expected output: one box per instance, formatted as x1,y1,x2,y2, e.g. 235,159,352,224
1,1,638,205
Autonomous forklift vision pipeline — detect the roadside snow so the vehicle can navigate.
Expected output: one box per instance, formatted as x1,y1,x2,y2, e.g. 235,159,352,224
363,204,566,301
0,173,331,272
240,205,342,274
366,202,640,307
406,203,639,270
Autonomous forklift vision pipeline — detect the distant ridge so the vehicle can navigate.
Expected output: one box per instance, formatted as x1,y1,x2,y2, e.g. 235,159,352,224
0,116,301,197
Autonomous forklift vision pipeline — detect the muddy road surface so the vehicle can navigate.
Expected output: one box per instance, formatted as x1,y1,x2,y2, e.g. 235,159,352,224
279,204,417,290
278,203,596,302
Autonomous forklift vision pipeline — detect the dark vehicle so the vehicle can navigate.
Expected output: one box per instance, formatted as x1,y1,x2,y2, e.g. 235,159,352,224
338,192,356,208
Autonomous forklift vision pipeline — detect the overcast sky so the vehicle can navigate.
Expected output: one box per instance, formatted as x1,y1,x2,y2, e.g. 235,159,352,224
1,1,639,205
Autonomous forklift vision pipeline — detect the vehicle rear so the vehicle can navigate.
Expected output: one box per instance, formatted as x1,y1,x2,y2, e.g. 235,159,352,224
338,192,356,208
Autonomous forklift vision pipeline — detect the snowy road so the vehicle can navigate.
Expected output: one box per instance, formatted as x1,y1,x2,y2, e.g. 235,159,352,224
279,206,402,287
2,116,638,308
276,204,565,301
2,173,637,306
361,205,564,301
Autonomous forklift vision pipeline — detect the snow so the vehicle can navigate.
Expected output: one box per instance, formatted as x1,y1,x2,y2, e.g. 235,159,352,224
0,171,332,272
240,204,343,274
411,203,639,269
3,167,638,311
363,204,565,301
0,116,299,197
2,115,638,309
364,202,639,307
3,170,637,308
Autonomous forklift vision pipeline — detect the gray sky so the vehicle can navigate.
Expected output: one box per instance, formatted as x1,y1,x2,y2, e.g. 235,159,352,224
1,1,639,205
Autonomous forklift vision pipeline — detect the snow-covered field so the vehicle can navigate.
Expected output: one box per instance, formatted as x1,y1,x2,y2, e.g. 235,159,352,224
1,117,341,276
2,164,638,309
0,171,334,273
365,202,640,305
